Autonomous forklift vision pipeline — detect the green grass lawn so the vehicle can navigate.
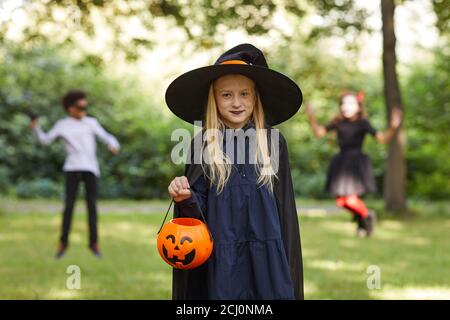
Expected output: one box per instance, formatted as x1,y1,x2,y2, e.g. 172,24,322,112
0,197,449,299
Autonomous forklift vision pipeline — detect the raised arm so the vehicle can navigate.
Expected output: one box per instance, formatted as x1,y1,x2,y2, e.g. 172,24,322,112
91,118,120,154
375,107,403,144
305,103,327,138
30,119,61,146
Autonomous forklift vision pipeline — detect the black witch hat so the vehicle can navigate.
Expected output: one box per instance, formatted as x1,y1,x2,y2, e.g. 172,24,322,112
165,43,302,126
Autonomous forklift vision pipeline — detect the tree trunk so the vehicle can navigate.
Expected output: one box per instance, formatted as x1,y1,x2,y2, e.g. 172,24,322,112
381,0,407,212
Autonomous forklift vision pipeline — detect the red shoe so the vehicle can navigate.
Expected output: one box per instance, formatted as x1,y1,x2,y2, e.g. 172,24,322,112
89,243,102,258
55,243,67,259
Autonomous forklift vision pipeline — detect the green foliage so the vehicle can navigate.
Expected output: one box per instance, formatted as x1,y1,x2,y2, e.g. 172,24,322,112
14,178,63,199
0,0,372,61
307,0,371,46
432,0,450,36
0,0,293,60
0,43,180,199
402,46,450,199
0,39,448,200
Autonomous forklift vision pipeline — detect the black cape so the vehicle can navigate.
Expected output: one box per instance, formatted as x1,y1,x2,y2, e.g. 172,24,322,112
171,130,304,300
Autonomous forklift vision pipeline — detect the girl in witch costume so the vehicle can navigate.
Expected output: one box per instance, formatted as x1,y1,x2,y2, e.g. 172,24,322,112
306,91,402,237
165,43,303,300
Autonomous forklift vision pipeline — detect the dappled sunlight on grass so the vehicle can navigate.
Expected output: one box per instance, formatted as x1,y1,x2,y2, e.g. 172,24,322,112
0,233,27,241
69,233,83,244
101,221,153,245
369,286,450,300
372,220,407,241
0,210,173,299
320,219,355,235
398,236,430,246
301,209,337,217
304,281,318,296
301,248,320,258
0,199,449,299
0,197,170,216
46,289,82,299
299,213,450,299
339,239,359,249
378,220,404,231
309,260,366,272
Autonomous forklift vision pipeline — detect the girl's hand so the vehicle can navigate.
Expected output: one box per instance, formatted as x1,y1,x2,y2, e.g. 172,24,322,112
390,107,403,129
305,102,327,138
168,176,192,202
108,145,120,155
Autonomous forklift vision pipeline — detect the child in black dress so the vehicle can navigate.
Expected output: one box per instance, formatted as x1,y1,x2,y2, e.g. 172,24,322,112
165,44,303,299
306,91,402,236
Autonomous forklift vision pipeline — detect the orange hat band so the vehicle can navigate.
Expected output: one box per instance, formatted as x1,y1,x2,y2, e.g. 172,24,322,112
219,60,248,65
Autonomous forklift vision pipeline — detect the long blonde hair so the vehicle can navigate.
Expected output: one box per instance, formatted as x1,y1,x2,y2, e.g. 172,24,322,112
200,81,278,194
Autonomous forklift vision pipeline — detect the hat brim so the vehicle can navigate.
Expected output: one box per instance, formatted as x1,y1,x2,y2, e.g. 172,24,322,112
165,64,302,126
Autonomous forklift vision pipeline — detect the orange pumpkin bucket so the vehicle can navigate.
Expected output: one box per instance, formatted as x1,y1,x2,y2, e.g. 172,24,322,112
156,189,213,270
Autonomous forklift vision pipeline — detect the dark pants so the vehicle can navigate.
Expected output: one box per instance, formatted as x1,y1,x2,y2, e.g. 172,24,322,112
60,171,98,246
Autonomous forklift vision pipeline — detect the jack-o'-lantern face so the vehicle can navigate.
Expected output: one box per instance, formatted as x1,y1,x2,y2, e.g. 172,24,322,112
157,218,213,270
162,234,196,266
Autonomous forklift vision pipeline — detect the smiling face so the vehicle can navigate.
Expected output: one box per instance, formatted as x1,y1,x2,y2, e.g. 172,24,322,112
340,94,360,119
162,234,196,266
157,218,213,270
213,74,256,129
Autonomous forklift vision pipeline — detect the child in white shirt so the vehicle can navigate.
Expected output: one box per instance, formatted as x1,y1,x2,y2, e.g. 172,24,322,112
30,90,120,258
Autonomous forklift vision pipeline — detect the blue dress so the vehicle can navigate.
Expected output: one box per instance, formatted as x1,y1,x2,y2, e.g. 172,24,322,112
174,124,295,300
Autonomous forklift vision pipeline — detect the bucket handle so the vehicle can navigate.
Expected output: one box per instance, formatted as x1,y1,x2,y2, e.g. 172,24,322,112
157,188,211,240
